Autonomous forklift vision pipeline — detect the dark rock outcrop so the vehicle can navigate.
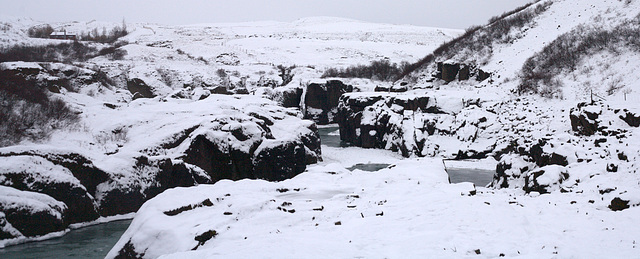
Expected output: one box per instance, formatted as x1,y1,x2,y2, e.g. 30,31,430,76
619,110,640,127
609,197,630,211
0,156,99,224
435,62,492,83
253,140,307,181
127,78,155,99
0,186,67,237
304,80,353,124
523,165,569,194
570,103,600,136
280,87,303,108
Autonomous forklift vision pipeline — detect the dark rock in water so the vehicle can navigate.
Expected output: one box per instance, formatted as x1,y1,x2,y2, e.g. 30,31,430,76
0,156,99,224
304,80,353,124
253,140,307,181
609,197,630,211
127,78,155,99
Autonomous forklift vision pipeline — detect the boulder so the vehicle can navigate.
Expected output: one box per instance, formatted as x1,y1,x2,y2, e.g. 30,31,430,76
253,140,307,181
127,78,155,99
619,110,640,127
523,165,569,194
0,186,67,237
440,63,460,82
0,156,99,224
489,154,534,189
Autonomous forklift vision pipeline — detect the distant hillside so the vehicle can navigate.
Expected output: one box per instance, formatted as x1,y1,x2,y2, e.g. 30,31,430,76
402,0,640,102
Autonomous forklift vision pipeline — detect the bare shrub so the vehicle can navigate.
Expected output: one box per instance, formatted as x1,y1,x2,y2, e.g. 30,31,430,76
80,20,128,44
27,24,54,38
0,67,80,146
0,41,98,63
519,17,640,97
322,59,407,81
399,1,552,79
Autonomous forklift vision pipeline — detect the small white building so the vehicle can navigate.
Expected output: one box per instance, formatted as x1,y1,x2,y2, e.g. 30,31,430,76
50,31,77,40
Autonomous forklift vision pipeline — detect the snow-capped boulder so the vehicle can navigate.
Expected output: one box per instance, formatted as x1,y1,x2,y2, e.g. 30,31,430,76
490,154,535,189
0,186,67,237
523,165,569,194
0,156,99,224
0,150,110,196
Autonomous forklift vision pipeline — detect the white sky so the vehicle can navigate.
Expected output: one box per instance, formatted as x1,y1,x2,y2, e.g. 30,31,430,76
1,0,532,29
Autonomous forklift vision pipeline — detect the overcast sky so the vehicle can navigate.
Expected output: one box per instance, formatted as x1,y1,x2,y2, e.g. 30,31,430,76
1,0,532,29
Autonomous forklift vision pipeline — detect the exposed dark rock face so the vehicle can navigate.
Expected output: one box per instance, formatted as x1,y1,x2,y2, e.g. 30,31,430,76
127,78,155,99
529,141,568,167
253,140,307,181
619,110,640,127
337,92,468,157
570,103,600,136
0,156,99,224
98,184,146,217
0,186,67,237
304,80,353,124
440,63,460,82
280,87,303,108
435,62,492,83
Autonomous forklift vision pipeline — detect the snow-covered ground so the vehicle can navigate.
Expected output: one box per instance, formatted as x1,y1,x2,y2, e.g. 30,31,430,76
108,145,640,258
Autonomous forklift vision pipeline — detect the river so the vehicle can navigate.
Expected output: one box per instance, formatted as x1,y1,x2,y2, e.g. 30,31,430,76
0,220,132,259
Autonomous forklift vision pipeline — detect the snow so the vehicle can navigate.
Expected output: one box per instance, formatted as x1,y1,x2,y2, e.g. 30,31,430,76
2,0,640,257
108,152,640,258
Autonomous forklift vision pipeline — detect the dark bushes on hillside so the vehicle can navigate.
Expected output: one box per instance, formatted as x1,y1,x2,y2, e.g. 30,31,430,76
399,1,552,79
0,41,127,63
519,18,640,97
0,68,79,146
28,24,55,38
322,59,410,81
0,41,97,63
80,21,128,44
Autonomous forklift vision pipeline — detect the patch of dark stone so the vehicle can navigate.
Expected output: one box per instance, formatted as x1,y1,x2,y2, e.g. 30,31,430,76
163,198,214,216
